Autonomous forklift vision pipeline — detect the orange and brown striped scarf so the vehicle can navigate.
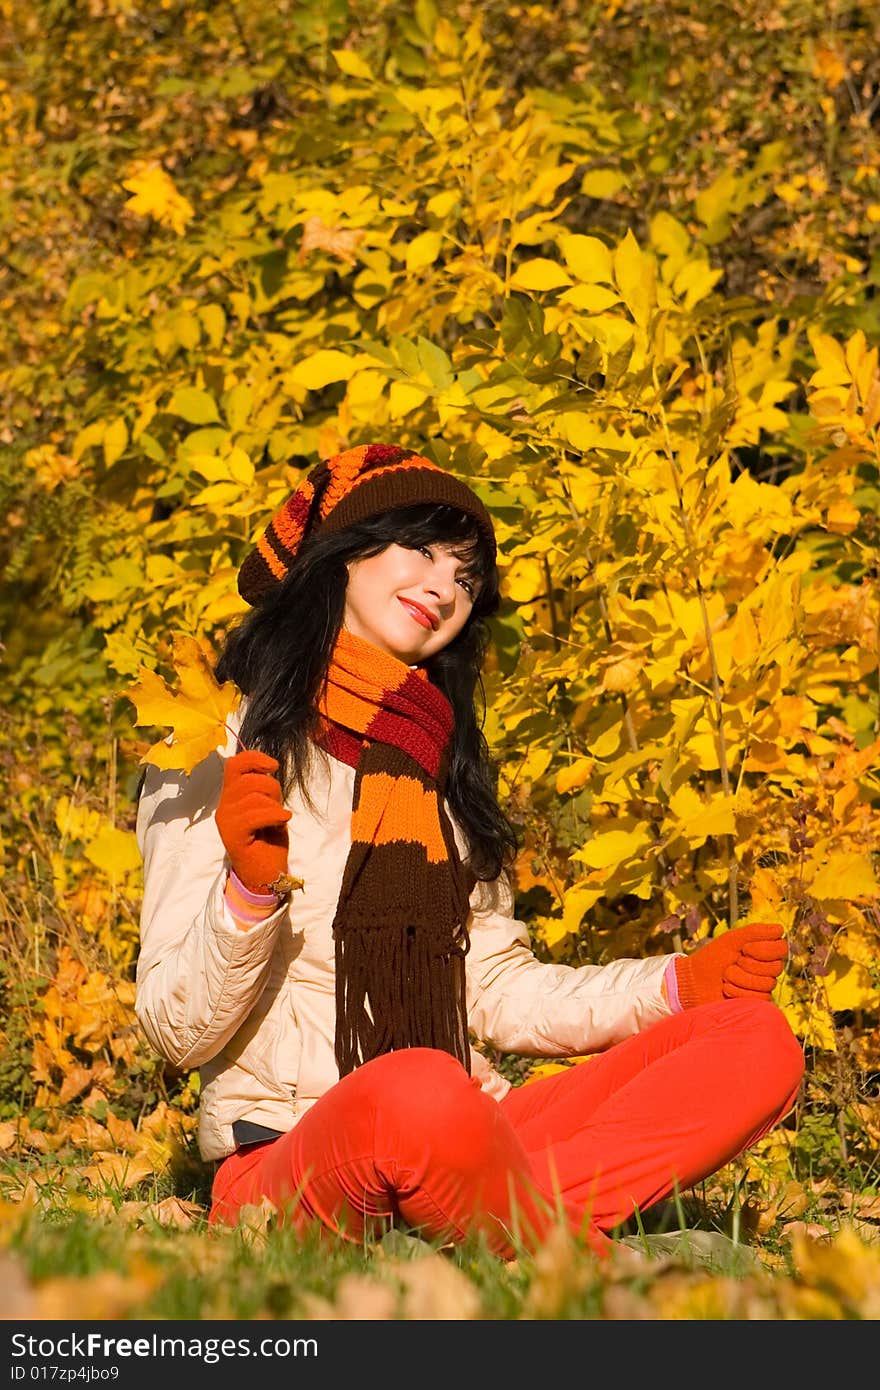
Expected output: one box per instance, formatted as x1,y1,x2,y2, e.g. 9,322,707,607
317,630,473,1077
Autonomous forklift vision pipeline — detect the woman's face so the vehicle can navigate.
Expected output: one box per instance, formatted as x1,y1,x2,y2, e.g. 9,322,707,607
343,542,480,663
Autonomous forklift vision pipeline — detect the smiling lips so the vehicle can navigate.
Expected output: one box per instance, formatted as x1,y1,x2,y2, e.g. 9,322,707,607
398,597,439,631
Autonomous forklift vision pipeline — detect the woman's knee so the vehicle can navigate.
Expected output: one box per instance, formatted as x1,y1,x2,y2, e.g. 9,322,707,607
365,1048,497,1167
757,1000,804,1093
722,997,805,1097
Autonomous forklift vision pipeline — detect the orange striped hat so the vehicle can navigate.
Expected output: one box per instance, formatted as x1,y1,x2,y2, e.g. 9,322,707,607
238,443,495,606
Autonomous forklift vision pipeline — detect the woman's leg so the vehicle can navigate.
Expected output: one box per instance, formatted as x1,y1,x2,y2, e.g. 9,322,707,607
500,998,804,1241
210,1002,803,1258
209,1047,562,1258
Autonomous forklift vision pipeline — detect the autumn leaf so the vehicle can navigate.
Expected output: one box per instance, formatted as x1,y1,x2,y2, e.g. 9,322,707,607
809,852,878,902
58,1064,98,1106
127,633,240,773
556,757,594,795
572,826,655,870
298,215,365,265
289,348,358,391
84,824,142,882
80,1150,156,1191
119,1196,204,1229
121,161,194,235
236,1197,279,1252
811,43,847,90
34,1262,164,1320
394,1252,483,1320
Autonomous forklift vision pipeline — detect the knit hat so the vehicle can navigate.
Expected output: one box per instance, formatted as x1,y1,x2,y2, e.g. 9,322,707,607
238,443,496,606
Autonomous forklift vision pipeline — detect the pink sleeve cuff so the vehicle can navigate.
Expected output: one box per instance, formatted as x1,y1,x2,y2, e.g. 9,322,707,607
664,956,684,1014
227,868,280,905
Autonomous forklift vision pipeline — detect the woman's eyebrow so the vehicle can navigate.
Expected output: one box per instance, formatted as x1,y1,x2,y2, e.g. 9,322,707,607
430,541,483,587
445,543,479,566
456,560,483,590
450,550,479,573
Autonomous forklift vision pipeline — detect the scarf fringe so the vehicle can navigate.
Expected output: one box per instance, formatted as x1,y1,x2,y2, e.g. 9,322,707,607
335,925,470,1077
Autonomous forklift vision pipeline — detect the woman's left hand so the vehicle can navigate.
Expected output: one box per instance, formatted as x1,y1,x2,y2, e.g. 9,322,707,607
673,922,788,1010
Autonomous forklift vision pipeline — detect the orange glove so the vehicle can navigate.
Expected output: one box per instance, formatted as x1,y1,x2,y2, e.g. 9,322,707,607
673,922,788,1010
215,749,291,895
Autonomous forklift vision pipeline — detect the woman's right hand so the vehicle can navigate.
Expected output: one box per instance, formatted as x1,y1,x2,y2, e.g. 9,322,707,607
215,749,292,894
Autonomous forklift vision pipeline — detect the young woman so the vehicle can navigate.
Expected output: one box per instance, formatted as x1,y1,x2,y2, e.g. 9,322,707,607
135,442,804,1259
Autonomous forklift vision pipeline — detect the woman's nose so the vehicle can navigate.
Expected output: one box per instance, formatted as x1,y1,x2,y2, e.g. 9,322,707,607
425,566,456,604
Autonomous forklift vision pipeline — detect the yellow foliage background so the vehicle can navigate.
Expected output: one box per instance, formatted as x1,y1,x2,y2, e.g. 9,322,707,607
0,0,878,1213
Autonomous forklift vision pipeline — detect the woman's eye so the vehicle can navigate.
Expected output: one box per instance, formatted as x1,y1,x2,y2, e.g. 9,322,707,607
412,544,474,598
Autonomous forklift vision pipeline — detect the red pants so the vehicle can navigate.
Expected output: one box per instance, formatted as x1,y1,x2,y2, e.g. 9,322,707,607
209,999,803,1258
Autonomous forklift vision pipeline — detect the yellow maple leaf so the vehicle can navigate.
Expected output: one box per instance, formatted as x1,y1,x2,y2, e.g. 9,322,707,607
127,634,241,774
122,162,194,235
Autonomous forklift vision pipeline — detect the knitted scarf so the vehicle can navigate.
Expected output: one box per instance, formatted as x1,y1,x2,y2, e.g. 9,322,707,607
317,630,473,1078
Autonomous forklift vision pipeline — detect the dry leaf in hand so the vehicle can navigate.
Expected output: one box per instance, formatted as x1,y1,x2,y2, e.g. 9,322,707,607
127,633,240,774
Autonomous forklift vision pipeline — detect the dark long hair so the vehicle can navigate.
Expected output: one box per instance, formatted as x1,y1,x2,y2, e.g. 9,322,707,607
215,504,518,881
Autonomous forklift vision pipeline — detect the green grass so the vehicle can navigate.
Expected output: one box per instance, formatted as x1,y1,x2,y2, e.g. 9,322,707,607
3,1153,879,1320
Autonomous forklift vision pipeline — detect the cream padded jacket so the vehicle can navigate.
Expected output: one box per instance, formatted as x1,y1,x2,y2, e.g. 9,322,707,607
135,733,673,1162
